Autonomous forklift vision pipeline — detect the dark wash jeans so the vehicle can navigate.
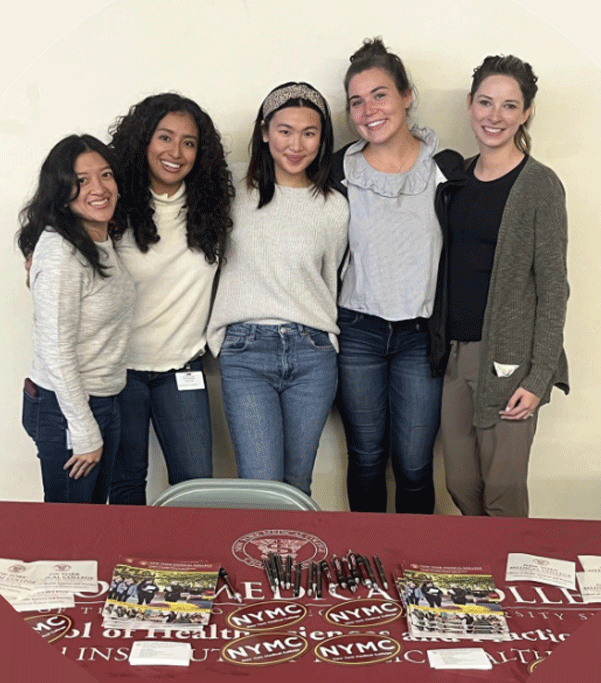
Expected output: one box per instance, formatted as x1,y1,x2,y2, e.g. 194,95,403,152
336,307,443,514
22,383,119,503
110,357,213,506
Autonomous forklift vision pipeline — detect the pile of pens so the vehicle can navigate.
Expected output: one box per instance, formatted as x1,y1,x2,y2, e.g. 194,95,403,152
263,551,389,598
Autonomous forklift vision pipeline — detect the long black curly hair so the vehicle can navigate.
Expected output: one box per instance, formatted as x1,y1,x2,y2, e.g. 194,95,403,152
18,134,123,278
108,93,234,261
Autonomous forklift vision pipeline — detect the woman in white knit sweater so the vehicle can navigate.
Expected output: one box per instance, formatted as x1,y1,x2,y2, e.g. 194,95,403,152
108,94,234,505
208,82,348,496
19,135,135,503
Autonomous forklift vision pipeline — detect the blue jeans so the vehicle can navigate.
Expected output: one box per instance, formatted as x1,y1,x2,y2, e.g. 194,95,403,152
219,323,338,496
22,383,119,503
110,357,213,505
337,307,443,513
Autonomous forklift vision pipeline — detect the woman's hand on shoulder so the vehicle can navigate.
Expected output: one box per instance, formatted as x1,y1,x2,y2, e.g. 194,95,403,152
499,388,540,420
64,447,102,479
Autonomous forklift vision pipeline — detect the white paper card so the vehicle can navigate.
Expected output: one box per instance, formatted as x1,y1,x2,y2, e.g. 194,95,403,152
427,648,492,670
175,371,205,391
129,641,192,666
576,572,601,603
578,556,601,573
506,553,576,589
30,560,98,592
0,559,37,596
9,590,75,612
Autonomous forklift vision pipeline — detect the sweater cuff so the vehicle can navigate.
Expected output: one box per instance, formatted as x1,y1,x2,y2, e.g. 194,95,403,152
70,426,103,456
520,363,553,399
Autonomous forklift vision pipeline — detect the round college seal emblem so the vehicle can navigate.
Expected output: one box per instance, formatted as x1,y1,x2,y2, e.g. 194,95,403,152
232,529,328,569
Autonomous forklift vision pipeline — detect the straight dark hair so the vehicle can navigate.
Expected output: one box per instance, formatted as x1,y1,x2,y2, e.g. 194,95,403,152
18,134,122,278
246,82,333,208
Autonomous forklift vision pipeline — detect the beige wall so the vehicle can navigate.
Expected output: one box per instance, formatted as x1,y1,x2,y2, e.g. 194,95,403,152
2,0,600,518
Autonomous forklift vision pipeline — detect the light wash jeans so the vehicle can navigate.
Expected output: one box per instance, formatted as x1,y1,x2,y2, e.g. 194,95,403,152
219,323,338,496
337,307,443,514
110,357,213,505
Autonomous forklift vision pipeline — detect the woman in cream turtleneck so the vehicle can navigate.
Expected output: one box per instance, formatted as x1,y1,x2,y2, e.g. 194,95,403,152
108,93,234,505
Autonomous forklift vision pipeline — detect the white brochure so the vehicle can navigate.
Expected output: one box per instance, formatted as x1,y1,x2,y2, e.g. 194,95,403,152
129,642,192,666
576,572,601,603
29,560,98,593
427,648,492,670
505,553,575,590
0,559,37,598
578,555,601,573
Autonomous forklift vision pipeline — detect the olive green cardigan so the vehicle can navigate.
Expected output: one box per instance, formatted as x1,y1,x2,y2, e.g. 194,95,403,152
474,156,569,428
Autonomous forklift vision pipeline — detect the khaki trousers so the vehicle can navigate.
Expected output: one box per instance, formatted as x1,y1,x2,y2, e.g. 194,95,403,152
441,341,537,517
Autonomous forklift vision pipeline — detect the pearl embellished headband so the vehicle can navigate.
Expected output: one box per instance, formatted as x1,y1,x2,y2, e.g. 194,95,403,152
261,84,327,120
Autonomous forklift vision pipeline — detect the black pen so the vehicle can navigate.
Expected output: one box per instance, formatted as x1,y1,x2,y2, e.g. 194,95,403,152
355,554,371,588
293,562,302,598
263,557,277,594
373,555,388,590
220,567,243,603
315,561,323,598
320,560,335,593
361,555,377,589
331,555,347,590
285,555,293,590
307,560,314,596
345,555,358,592
267,552,281,589
346,550,358,586
275,554,285,588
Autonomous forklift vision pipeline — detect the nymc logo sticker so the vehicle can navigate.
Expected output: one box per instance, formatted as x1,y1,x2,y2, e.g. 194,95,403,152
227,600,307,631
314,633,401,665
221,632,308,666
24,613,73,643
324,599,402,627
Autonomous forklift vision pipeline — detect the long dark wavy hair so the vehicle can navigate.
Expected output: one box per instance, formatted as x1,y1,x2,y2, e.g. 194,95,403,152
246,81,333,208
108,93,234,261
18,134,122,278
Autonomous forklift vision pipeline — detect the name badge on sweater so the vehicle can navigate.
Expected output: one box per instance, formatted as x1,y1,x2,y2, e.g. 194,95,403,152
175,371,205,391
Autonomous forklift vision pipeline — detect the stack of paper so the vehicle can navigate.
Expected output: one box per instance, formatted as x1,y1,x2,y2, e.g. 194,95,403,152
0,559,97,612
129,642,192,666
395,562,510,641
427,648,492,670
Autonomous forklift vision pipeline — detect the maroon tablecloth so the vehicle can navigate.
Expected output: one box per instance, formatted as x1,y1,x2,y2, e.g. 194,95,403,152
1,501,600,682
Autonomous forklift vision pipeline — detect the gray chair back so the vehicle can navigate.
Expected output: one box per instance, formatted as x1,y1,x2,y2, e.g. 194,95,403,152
151,478,321,511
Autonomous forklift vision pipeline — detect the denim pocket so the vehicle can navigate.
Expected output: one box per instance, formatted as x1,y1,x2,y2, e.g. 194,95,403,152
307,329,334,351
36,388,68,444
22,391,40,441
337,307,360,326
221,333,249,353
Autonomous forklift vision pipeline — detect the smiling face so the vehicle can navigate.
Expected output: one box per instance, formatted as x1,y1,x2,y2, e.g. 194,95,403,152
146,111,199,196
347,67,413,147
261,106,322,187
468,74,531,153
68,150,118,241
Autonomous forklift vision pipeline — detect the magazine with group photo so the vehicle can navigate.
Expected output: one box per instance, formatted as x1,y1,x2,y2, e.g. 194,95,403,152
102,557,221,631
395,562,510,641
